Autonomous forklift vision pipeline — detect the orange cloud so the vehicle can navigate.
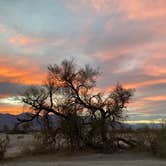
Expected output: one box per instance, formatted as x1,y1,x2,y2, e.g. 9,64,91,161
0,56,45,85
0,94,11,99
0,65,44,85
143,96,166,102
0,105,22,115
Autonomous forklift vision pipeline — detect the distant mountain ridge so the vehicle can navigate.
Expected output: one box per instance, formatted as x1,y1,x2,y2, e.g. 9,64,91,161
0,113,163,131
0,113,60,131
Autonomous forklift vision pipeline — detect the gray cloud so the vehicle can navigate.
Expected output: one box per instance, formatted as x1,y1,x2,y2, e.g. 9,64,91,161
0,82,26,96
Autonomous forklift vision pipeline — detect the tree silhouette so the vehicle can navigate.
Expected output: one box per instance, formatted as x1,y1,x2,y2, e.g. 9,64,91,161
18,59,134,152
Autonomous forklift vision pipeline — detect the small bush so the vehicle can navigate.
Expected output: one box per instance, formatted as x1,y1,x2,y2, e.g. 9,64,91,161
21,130,59,155
60,114,84,150
130,124,166,158
150,128,166,158
0,135,9,160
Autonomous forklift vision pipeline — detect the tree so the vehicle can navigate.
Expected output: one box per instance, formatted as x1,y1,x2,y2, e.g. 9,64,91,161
18,59,134,151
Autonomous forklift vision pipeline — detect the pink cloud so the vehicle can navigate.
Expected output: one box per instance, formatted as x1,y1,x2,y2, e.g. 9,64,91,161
0,24,6,33
143,95,166,102
90,0,111,13
119,0,166,20
124,79,166,89
8,34,67,49
88,0,166,20
9,35,45,46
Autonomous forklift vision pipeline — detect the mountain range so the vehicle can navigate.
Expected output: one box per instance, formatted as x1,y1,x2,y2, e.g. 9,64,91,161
0,113,60,131
0,113,163,131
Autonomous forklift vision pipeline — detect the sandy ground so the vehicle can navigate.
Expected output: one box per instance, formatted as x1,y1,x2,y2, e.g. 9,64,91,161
1,134,166,166
2,153,166,166
1,134,34,158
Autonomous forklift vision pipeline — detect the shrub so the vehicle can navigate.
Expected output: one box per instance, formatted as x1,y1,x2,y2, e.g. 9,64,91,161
0,135,9,160
150,128,166,157
129,123,166,158
21,129,59,155
60,113,84,150
33,130,57,154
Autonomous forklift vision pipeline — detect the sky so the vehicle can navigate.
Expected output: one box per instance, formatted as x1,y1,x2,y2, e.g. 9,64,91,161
0,0,166,123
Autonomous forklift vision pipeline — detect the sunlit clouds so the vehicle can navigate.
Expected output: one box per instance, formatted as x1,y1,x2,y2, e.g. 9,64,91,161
0,0,166,121
0,55,45,85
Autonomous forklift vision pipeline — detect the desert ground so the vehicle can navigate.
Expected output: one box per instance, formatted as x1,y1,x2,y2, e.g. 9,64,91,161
1,134,166,166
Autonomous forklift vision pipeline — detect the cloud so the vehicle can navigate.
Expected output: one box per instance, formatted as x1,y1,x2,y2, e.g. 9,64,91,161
0,24,6,33
123,79,166,89
0,105,23,114
8,34,66,47
0,94,11,99
117,0,166,20
0,55,46,85
89,0,111,13
0,82,25,96
88,0,166,20
9,35,45,46
143,96,166,102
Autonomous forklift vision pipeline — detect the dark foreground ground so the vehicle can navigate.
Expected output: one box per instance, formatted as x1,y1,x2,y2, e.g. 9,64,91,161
2,152,166,166
1,133,166,166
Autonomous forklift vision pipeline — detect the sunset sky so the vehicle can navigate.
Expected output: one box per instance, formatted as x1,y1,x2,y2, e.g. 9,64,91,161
0,0,166,123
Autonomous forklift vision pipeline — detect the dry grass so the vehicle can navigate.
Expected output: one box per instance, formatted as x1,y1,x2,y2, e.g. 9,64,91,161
0,135,9,160
0,133,34,158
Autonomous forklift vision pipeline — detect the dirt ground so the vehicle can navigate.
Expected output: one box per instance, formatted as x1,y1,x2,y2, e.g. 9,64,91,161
2,152,166,166
1,134,166,166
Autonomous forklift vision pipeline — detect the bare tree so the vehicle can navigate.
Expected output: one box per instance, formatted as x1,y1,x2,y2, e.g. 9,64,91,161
18,59,133,151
